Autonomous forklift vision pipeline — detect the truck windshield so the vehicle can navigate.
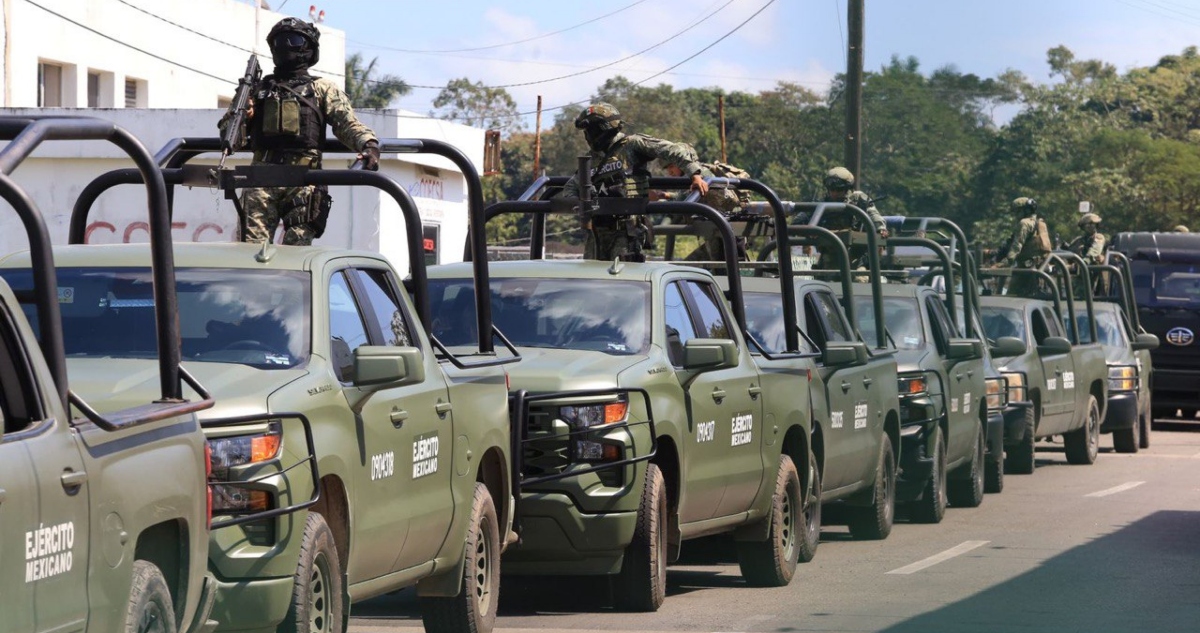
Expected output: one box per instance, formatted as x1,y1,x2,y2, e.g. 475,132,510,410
428,277,650,355
981,306,1026,343
1070,310,1127,347
855,297,925,350
743,291,815,354
0,267,310,369
1131,261,1200,308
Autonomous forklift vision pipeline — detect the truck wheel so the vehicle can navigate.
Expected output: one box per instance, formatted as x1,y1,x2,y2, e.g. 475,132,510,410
910,426,946,524
281,513,344,633
847,435,895,541
1113,417,1140,454
613,463,667,612
1005,406,1037,475
948,427,985,508
1139,410,1151,450
125,560,177,633
797,451,822,563
1064,396,1101,465
984,448,1004,494
737,455,802,586
421,483,500,633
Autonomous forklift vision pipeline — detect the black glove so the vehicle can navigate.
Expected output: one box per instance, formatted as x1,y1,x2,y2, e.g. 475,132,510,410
359,140,380,171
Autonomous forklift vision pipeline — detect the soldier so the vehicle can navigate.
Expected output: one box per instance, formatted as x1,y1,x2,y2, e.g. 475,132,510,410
815,166,887,270
1071,212,1107,265
219,17,380,246
562,103,708,261
656,145,752,262
994,196,1053,297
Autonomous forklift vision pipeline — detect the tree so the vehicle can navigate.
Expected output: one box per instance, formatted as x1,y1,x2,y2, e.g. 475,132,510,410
432,78,524,133
344,52,410,109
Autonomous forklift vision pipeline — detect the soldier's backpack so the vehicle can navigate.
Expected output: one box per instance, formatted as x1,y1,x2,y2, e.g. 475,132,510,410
1032,217,1052,254
707,161,752,208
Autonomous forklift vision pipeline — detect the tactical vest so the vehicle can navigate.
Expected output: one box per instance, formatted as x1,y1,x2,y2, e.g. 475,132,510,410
250,75,325,153
1016,216,1052,262
589,137,652,199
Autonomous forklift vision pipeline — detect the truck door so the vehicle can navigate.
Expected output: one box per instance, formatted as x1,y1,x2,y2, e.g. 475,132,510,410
667,280,763,522
0,307,88,633
1031,306,1076,433
925,296,982,460
806,290,877,493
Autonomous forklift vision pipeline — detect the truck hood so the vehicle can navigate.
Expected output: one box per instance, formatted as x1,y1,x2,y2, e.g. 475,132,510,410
65,359,307,419
506,347,645,392
893,349,930,375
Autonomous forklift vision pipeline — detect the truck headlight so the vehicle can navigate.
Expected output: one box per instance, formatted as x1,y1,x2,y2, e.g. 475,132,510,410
986,376,1008,411
207,423,281,514
1001,371,1026,402
1108,365,1137,392
558,397,629,429
898,373,928,396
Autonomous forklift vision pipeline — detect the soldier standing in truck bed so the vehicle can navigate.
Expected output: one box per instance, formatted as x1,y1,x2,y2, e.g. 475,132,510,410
995,196,1053,297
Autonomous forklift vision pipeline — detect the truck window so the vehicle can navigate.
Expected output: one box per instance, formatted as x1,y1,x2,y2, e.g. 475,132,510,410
352,268,414,348
0,309,42,434
682,281,731,340
1041,307,1066,339
857,296,925,350
329,271,371,383
664,281,699,366
743,291,815,355
981,306,1025,343
812,292,853,343
925,297,957,355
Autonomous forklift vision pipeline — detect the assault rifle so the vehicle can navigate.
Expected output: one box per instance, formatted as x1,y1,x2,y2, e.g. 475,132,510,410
219,54,261,169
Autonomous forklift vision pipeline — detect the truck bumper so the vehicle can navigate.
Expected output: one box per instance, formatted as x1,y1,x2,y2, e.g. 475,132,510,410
503,492,638,576
1153,368,1200,411
1003,401,1033,447
896,395,938,502
183,573,220,633
207,574,294,633
986,409,1004,465
1101,391,1139,432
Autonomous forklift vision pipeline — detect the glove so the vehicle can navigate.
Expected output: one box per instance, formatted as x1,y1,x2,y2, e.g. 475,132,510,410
359,140,380,171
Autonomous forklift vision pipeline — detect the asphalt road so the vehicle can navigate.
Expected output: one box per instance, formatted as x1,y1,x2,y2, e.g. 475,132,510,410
350,422,1200,633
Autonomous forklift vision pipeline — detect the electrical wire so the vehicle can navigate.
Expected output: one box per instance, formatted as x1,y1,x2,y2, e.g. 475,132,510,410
834,0,844,55
114,0,254,54
347,0,652,54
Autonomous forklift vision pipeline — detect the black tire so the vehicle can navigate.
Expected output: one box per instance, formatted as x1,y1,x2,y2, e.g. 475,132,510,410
613,463,667,612
948,427,985,508
1113,417,1140,454
737,455,802,586
985,447,1005,494
125,560,178,633
797,450,822,564
280,513,344,633
909,426,947,524
1064,396,1101,465
847,435,895,541
1139,409,1152,450
1005,405,1037,475
421,483,500,633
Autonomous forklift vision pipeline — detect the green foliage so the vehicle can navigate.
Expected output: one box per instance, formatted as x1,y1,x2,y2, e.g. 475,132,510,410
433,78,525,133
344,53,410,109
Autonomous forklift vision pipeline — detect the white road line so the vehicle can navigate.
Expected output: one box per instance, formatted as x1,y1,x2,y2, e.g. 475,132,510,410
1085,481,1145,497
886,540,990,575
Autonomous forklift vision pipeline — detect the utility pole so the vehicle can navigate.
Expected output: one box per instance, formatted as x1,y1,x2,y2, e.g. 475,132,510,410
845,0,864,182
533,95,543,178
718,94,727,163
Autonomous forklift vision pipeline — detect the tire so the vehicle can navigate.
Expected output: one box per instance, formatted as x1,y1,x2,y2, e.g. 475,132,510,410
909,426,947,524
1113,416,1140,454
1139,410,1151,450
421,483,500,633
280,513,344,633
613,463,667,612
1064,396,1101,465
1005,405,1037,475
984,447,1004,494
797,450,822,564
948,426,985,508
125,560,178,633
737,455,802,586
847,435,895,541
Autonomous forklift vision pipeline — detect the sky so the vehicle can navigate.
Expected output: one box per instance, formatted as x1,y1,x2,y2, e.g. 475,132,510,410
267,0,1200,127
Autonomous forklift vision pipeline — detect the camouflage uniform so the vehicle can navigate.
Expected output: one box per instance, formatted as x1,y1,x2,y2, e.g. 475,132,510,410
563,134,701,260
817,189,886,270
999,199,1052,297
682,161,752,263
1070,212,1108,295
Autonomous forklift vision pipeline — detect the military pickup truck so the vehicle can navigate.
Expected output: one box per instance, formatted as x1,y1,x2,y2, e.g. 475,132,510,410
979,253,1109,473
2,137,520,633
429,169,821,611
0,117,241,633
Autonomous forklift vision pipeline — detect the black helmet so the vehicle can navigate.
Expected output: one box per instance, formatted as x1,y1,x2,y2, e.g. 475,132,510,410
575,103,624,150
267,18,320,69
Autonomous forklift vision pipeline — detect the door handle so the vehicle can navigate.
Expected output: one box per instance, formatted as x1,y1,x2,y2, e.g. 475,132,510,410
863,377,873,388
748,385,763,399
966,370,974,378
0,488,6,505
435,401,453,417
841,381,852,393
390,408,409,428
711,388,727,403
955,373,963,381
1055,368,1064,375
61,470,87,491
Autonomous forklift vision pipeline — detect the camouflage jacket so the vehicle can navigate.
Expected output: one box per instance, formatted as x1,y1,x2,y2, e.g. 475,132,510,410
562,132,703,199
218,76,377,167
1000,215,1051,266
821,190,886,233
1069,232,1108,265
661,162,750,214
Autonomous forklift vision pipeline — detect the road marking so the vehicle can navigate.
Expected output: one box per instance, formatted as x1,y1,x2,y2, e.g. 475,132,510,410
886,540,990,575
1085,481,1145,497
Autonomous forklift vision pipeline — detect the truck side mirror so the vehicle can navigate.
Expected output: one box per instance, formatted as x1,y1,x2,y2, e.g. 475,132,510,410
823,341,868,366
682,338,740,372
1036,336,1072,356
1131,333,1159,351
990,336,1027,358
946,338,984,361
354,345,426,388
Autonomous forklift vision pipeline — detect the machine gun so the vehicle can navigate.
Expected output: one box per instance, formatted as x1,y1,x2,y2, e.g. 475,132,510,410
218,54,261,169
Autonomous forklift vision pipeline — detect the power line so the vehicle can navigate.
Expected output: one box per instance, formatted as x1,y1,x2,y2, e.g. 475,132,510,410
834,0,845,55
346,0,652,54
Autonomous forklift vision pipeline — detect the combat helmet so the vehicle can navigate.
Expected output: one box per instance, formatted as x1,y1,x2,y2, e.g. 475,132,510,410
1011,197,1038,214
1174,225,1190,233
267,18,321,66
824,166,855,191
1077,212,1101,227
575,103,624,150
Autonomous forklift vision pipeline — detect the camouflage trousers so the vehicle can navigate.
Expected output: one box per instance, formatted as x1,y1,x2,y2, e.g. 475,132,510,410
585,226,630,261
240,185,318,246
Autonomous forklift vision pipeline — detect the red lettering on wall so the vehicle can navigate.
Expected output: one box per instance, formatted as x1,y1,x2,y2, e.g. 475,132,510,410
83,220,232,244
84,221,117,242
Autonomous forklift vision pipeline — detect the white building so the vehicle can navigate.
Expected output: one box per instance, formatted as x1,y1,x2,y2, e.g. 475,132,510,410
0,0,481,274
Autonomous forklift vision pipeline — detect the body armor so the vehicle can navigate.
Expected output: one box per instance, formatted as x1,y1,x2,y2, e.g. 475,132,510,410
250,75,325,154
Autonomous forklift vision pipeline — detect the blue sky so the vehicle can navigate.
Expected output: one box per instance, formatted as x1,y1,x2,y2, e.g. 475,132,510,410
273,0,1200,126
